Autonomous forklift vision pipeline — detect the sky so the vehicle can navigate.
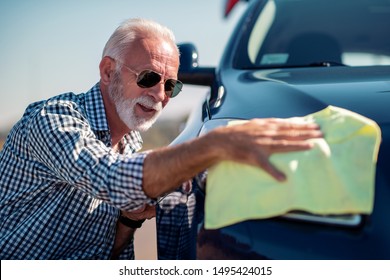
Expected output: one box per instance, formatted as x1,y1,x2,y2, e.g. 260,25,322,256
0,0,246,131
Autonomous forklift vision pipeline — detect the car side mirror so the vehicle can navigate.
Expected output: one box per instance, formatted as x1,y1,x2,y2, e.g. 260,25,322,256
177,43,216,86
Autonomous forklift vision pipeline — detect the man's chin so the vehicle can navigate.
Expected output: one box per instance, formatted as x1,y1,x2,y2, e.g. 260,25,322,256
134,123,153,132
120,109,161,132
128,118,158,132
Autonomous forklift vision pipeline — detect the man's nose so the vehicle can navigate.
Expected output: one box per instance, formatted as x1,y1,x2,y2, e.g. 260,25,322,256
148,82,166,102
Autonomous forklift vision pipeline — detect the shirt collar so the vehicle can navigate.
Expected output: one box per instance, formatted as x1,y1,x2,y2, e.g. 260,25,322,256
123,131,143,153
84,82,110,132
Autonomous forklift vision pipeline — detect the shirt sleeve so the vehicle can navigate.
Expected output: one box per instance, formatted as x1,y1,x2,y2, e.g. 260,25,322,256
26,99,155,211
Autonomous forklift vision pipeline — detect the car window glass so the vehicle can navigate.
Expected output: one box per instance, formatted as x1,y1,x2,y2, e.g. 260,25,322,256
240,0,390,68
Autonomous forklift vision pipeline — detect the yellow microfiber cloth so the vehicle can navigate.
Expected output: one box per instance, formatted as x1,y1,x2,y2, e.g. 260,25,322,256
205,106,381,229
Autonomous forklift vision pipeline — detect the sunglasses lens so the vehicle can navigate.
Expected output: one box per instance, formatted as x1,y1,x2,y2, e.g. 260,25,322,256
165,79,183,98
137,71,161,88
136,70,183,98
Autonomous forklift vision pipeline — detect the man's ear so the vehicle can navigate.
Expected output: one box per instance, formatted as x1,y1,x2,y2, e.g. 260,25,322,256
99,56,115,85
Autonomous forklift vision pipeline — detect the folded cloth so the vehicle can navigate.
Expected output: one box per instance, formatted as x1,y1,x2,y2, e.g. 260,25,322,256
205,106,381,229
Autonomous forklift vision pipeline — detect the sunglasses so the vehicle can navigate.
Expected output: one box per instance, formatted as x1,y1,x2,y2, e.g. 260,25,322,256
119,62,183,98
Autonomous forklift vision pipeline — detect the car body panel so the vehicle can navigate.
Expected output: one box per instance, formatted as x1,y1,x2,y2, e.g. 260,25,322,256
167,0,390,259
213,66,390,123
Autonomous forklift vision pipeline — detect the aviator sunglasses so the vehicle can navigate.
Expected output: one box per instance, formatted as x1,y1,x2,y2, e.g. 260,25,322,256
117,61,183,98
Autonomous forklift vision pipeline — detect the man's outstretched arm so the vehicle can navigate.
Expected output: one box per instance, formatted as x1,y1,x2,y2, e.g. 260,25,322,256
143,118,323,198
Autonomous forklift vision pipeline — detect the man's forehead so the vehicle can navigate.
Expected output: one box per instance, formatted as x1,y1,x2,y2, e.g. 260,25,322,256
131,37,177,56
125,38,179,69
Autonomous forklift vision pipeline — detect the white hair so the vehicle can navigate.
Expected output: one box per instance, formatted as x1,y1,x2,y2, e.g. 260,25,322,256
102,18,178,61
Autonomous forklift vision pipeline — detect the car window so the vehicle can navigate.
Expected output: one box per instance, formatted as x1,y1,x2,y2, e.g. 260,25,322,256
236,0,390,68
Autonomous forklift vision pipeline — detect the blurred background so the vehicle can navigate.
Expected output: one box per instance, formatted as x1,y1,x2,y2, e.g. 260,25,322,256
0,0,246,259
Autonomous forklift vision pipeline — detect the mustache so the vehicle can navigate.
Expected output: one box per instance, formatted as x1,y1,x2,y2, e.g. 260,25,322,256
135,95,163,111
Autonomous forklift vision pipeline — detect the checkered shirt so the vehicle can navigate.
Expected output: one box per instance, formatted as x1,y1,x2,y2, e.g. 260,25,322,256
0,83,155,259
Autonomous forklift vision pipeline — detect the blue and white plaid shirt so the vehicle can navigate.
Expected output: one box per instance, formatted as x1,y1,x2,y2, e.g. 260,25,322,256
0,83,156,259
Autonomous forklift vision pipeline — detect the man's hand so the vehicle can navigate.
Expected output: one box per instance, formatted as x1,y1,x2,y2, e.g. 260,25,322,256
121,204,156,220
215,118,323,182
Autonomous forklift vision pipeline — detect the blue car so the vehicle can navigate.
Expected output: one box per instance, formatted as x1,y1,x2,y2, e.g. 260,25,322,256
159,0,390,259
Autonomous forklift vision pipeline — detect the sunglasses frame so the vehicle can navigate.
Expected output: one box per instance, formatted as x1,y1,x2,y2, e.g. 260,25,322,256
116,60,183,98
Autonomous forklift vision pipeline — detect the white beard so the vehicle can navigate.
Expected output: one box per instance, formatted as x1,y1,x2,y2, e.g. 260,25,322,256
108,71,162,132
